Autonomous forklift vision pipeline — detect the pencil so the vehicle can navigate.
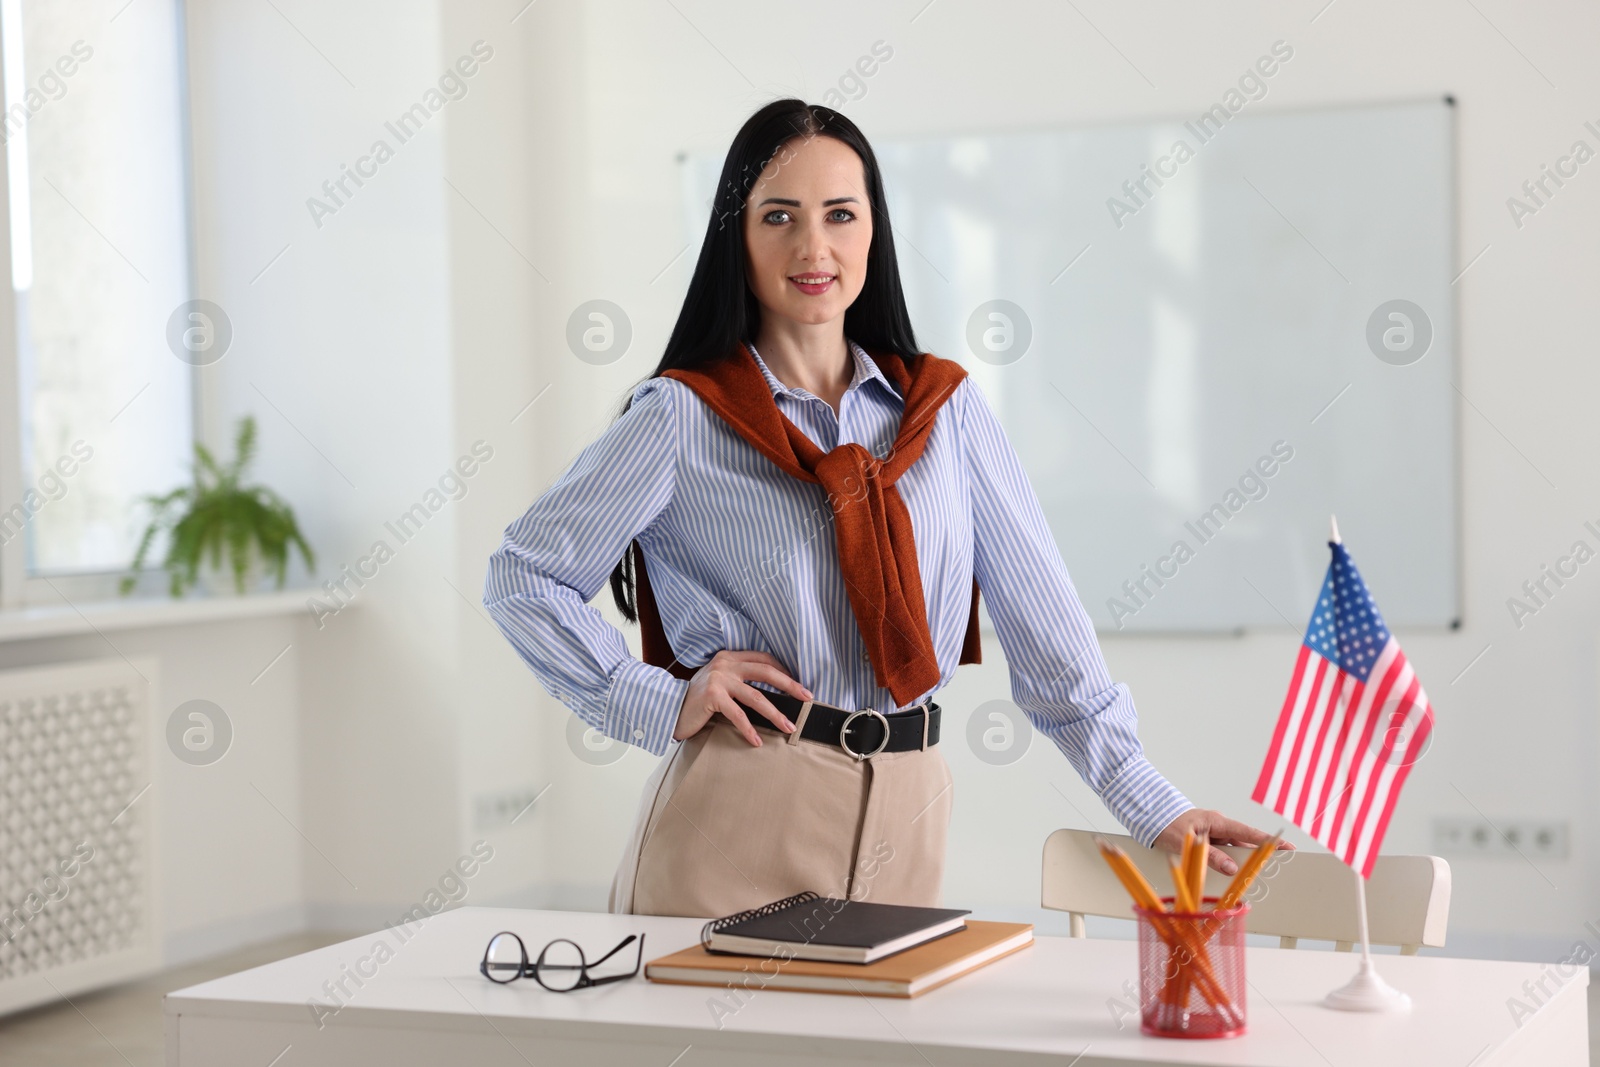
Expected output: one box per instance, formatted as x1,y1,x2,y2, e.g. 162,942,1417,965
1217,832,1283,910
1187,831,1209,907
1096,840,1239,1027
1169,854,1196,913
1096,838,1164,909
1177,830,1194,909
1168,848,1202,1023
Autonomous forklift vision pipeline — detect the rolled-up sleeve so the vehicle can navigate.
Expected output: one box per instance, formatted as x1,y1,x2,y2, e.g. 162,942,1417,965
960,376,1193,846
484,377,690,756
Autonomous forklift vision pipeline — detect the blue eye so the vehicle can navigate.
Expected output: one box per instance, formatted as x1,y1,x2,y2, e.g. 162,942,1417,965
762,210,790,225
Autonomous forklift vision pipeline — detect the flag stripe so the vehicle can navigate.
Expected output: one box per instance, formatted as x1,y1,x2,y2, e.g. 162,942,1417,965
1308,671,1366,839
1265,650,1324,810
1346,672,1425,873
1307,663,1382,841
1324,643,1401,857
1312,652,1401,844
1274,656,1333,814
1294,671,1354,828
1260,649,1325,810
1356,694,1434,876
1252,645,1312,803
1252,542,1434,880
1329,649,1412,858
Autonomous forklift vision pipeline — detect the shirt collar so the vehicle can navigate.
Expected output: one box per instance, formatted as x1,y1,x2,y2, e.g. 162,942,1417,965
745,339,900,403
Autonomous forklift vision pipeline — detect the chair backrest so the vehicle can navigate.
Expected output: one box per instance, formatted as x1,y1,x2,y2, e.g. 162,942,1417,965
1041,828,1450,954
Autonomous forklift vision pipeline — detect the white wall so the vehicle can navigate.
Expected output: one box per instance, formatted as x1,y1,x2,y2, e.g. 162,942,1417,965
185,0,465,932
151,0,1600,968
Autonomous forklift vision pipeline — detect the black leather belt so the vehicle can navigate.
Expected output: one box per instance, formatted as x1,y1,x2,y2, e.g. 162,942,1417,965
736,690,941,759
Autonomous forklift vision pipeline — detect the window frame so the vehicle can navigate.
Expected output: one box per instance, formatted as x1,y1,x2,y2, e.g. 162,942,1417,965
0,0,202,609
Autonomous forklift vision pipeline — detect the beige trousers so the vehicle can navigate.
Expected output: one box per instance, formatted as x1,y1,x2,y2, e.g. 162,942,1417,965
607,705,955,918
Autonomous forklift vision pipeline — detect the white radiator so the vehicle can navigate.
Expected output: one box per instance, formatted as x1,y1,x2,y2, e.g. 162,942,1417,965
0,657,160,1015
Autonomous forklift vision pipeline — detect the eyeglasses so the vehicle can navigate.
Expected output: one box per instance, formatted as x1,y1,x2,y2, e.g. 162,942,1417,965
479,931,645,992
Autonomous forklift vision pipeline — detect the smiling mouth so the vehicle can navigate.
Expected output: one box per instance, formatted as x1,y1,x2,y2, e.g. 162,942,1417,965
788,273,836,293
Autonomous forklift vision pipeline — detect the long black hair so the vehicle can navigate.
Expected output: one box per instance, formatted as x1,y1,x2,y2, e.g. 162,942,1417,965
606,98,920,622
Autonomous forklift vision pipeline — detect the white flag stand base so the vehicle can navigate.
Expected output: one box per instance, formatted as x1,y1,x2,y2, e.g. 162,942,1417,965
1324,864,1411,1013
1324,958,1412,1012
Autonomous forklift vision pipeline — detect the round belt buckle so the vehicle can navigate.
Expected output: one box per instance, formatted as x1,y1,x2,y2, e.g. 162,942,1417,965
839,708,891,761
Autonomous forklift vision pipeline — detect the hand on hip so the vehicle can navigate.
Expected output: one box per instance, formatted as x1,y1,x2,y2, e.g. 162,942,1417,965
673,650,811,746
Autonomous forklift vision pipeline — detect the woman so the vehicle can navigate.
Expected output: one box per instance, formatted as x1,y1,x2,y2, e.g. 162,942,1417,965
484,99,1281,920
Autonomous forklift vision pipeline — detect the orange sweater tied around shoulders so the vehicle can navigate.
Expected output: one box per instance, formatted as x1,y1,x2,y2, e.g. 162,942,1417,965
629,340,982,707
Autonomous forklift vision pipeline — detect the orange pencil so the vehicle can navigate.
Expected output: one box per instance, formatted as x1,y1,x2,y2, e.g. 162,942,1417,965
1166,853,1200,1019
1095,839,1161,906
1169,854,1197,912
1096,840,1239,1027
1177,830,1194,908
1187,831,1209,907
1218,832,1283,910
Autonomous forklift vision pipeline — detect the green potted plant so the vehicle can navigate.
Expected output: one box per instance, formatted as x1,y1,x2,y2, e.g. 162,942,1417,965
120,415,315,597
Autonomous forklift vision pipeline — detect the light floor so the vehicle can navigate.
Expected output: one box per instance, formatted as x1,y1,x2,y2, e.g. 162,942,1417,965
0,933,351,1067
1,935,1598,1064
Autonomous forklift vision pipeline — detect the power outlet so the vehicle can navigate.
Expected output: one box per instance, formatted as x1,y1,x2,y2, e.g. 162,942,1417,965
1505,820,1570,859
1431,816,1568,860
474,784,550,830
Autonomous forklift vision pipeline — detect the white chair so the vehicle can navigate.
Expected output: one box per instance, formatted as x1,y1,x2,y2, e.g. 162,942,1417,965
1041,828,1450,954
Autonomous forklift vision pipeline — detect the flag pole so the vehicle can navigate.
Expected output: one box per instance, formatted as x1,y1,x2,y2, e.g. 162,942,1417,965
1323,867,1412,1012
1322,515,1412,1014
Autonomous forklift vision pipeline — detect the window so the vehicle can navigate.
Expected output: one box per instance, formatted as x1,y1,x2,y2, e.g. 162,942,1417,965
0,0,194,605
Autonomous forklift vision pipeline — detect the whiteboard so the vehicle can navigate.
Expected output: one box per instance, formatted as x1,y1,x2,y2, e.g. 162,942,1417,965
682,99,1458,632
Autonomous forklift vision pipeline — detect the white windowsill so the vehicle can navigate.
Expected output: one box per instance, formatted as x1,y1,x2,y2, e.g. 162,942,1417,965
0,588,314,644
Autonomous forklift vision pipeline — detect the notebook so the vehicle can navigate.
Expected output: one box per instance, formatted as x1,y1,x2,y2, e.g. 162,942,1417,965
700,891,971,963
646,919,1034,998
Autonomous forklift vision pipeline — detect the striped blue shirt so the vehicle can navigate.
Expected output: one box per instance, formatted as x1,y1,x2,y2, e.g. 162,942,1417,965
484,340,1194,846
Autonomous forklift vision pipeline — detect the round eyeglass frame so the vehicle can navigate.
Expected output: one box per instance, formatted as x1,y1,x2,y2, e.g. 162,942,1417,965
479,930,645,992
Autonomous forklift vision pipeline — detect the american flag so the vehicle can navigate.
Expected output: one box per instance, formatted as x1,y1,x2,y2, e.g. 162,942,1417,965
1251,536,1435,878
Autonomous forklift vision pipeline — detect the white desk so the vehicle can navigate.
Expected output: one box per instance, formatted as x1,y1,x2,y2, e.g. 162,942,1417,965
164,906,1587,1066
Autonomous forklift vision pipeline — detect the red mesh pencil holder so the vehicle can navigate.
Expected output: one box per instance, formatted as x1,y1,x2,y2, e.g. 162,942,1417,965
1132,896,1249,1039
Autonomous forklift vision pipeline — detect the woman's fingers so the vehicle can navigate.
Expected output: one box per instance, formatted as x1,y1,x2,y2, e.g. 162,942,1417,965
1209,814,1278,847
744,664,814,706
1203,816,1297,872
733,681,795,733
715,698,764,747
732,652,814,701
671,715,696,742
693,650,816,747
1203,844,1239,876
